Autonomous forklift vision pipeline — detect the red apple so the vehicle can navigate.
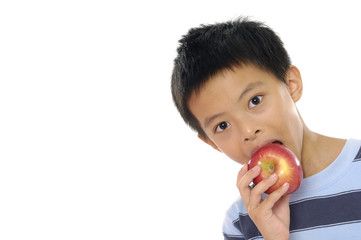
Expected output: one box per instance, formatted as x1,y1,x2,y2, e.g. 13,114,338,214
248,143,303,194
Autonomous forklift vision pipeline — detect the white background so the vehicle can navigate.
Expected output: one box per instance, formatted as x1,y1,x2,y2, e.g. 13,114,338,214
1,1,361,239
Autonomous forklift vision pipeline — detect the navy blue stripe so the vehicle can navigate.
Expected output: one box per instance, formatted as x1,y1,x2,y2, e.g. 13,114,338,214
233,190,361,239
233,214,260,239
353,146,361,161
290,190,361,231
291,189,361,205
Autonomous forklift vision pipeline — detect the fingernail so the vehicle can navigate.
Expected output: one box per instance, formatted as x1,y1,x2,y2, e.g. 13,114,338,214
252,165,260,172
242,164,248,171
283,182,289,189
270,173,278,179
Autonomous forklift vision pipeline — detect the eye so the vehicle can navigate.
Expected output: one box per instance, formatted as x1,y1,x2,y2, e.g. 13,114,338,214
248,95,263,108
214,121,230,133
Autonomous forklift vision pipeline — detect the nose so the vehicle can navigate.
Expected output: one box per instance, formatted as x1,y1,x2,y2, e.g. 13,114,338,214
244,129,261,142
241,118,261,142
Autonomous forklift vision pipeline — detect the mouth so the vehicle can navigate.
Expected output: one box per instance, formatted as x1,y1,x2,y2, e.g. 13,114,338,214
250,140,284,157
272,140,284,145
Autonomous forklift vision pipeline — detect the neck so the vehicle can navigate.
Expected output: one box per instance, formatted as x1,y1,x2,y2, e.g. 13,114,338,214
300,126,346,178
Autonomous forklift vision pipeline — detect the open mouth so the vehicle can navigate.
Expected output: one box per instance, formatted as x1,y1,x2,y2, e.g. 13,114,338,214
272,141,284,145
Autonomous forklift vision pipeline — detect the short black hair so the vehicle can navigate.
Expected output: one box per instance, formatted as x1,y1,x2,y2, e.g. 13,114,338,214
171,17,291,139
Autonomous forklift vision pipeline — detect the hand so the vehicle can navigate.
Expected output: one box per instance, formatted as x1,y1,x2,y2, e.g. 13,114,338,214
236,165,290,240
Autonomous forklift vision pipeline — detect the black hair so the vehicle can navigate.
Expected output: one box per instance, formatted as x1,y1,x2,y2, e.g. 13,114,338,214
171,17,291,139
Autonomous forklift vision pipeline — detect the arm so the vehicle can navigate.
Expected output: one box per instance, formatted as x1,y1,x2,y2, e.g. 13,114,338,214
236,165,290,240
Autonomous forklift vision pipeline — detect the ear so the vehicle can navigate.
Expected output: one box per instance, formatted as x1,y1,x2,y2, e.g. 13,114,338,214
285,65,303,102
197,134,222,152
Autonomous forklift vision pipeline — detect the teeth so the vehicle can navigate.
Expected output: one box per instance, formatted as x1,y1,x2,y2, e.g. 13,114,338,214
273,141,283,145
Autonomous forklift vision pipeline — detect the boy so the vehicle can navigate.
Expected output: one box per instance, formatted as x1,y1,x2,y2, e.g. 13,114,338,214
171,18,361,239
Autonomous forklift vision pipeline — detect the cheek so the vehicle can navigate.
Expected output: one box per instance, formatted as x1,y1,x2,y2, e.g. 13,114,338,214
270,101,304,152
269,93,299,124
219,143,250,164
263,97,302,134
277,107,300,133
211,137,247,164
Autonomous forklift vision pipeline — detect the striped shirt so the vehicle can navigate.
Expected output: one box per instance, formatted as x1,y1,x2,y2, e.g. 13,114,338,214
223,139,361,240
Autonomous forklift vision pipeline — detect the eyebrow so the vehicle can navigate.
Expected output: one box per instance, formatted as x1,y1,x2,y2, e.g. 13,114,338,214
238,81,264,101
204,112,226,129
203,81,265,129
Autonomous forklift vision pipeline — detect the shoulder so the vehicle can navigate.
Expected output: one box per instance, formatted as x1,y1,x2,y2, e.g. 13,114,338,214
222,196,245,238
346,138,361,158
223,195,264,239
222,196,264,239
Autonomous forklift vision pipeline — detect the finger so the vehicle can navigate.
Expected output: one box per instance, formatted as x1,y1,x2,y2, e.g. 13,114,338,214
236,165,260,190
236,164,248,185
237,165,261,204
261,182,290,211
249,173,279,208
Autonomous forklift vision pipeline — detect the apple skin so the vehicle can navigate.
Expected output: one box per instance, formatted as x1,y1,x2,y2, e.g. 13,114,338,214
248,143,303,195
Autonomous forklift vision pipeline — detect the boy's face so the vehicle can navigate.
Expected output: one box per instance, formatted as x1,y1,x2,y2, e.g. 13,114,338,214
188,64,304,165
